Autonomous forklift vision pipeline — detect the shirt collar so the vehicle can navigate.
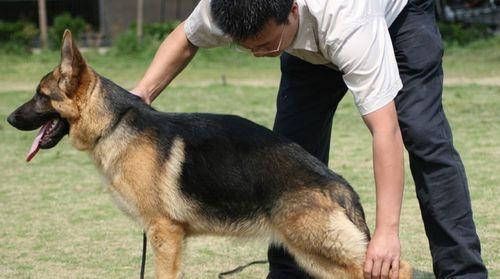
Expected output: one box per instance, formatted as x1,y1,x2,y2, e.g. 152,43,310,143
287,0,318,52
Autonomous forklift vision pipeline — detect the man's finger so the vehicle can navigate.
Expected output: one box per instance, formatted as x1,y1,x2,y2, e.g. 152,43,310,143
371,259,382,279
380,259,391,279
364,258,374,279
390,259,400,279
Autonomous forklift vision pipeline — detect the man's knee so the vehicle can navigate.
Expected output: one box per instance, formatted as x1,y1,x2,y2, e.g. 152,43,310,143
400,120,448,155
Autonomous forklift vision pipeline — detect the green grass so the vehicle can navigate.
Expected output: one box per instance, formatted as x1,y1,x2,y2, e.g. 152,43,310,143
0,39,499,278
443,37,500,80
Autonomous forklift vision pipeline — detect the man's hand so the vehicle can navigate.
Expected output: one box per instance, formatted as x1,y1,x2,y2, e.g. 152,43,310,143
364,229,401,279
130,89,152,105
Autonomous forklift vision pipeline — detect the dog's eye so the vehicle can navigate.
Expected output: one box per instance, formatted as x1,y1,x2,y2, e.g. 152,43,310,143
34,92,49,102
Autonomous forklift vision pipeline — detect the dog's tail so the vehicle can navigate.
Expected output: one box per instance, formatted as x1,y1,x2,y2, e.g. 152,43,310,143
327,181,371,241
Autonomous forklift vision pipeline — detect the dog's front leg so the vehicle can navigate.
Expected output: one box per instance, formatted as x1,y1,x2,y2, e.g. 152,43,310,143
146,218,185,279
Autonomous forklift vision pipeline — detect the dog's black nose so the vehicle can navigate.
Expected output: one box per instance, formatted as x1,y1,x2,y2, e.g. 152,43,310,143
7,113,16,127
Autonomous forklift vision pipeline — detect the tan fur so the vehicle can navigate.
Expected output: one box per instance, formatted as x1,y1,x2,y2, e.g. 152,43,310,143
270,189,368,279
40,68,80,120
69,71,115,150
94,127,165,223
398,261,414,279
40,30,414,279
158,137,198,223
146,218,185,279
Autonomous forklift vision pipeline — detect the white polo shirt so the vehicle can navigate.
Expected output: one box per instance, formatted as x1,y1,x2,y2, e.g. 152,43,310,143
184,0,408,115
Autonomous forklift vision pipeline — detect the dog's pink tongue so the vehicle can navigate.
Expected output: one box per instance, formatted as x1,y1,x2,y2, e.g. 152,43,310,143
26,122,50,162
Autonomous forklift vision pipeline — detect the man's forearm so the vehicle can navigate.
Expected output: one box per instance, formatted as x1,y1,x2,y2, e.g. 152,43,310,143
133,21,199,102
362,101,404,234
372,125,404,233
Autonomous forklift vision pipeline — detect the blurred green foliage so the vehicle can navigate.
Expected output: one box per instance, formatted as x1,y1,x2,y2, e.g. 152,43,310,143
1,16,498,55
139,21,181,41
0,21,38,53
111,21,180,56
437,21,493,47
48,13,87,49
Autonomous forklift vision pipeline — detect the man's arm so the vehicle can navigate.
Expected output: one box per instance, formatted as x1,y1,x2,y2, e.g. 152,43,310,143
362,101,404,279
132,21,199,104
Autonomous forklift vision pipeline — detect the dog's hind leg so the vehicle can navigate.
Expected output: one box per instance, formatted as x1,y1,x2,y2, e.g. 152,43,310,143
271,190,369,279
146,218,185,279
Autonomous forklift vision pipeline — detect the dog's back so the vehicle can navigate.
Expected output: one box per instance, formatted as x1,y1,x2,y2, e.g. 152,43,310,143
96,76,371,237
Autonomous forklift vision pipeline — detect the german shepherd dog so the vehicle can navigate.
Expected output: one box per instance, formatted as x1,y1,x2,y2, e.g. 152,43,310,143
7,30,412,279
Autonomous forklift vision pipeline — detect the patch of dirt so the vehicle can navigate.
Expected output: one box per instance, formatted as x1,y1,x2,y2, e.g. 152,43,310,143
0,82,38,93
2,77,499,94
444,77,500,86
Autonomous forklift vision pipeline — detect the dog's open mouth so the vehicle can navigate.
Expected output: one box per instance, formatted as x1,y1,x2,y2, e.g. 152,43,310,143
27,118,69,162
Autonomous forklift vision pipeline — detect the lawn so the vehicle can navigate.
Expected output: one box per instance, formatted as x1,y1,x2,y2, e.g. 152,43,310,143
0,37,499,278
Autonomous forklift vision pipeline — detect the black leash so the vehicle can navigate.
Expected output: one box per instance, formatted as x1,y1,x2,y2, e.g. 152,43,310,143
217,260,268,278
139,232,267,278
140,232,147,279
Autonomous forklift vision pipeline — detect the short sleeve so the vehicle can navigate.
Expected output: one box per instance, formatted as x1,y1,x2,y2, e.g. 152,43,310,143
329,16,402,115
184,0,231,48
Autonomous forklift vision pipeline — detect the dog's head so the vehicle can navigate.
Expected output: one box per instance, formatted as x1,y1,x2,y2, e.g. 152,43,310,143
7,30,91,161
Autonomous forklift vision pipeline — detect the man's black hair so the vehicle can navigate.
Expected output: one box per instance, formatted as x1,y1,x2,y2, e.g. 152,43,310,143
210,0,294,41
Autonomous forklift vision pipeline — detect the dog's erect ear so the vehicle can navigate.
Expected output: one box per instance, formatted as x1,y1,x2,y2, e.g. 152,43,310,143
60,29,85,78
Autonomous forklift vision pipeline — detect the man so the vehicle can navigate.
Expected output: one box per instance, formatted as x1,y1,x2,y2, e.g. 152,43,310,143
131,0,488,278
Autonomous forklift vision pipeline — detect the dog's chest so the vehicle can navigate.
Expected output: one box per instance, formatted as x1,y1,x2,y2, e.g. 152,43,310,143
110,183,142,221
93,135,199,225
97,171,143,224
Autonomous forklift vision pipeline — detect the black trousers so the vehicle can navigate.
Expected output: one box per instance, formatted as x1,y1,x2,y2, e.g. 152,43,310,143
267,1,488,278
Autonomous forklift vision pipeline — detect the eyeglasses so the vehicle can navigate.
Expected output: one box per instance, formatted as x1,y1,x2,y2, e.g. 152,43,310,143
233,24,287,55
